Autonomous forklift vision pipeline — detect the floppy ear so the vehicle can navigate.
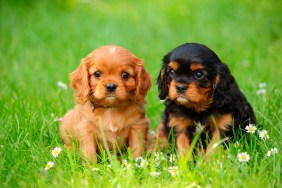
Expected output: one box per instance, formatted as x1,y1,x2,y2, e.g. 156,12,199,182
157,53,171,100
134,60,152,102
70,58,91,103
212,63,236,107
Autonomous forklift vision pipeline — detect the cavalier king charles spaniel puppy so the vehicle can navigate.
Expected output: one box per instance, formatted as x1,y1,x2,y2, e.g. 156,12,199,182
60,45,151,162
156,43,256,157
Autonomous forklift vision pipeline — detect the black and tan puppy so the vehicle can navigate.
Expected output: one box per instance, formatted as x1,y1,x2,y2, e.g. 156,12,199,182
156,43,256,157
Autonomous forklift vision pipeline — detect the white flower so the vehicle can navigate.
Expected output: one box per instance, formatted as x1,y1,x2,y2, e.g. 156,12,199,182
135,156,144,162
267,148,279,157
169,154,177,164
245,124,257,133
135,157,148,168
257,89,267,95
259,130,269,140
211,160,223,169
168,166,179,177
44,161,54,170
57,81,68,90
150,171,161,177
237,152,250,162
140,159,148,168
234,141,240,148
154,152,166,167
91,167,99,171
154,152,166,161
51,147,62,158
54,117,63,122
258,82,267,88
122,159,131,169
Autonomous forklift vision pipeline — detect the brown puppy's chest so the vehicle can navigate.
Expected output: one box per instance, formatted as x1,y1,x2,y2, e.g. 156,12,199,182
96,109,130,149
78,104,138,150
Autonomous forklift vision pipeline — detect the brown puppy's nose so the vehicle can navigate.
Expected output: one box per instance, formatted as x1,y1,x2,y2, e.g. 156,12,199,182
176,84,188,94
106,83,117,92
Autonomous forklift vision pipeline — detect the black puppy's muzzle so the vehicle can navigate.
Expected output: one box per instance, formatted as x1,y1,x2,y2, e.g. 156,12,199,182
176,84,188,94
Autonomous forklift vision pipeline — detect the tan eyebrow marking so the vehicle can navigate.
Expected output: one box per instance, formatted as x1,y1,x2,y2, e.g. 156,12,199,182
190,63,203,71
168,61,179,70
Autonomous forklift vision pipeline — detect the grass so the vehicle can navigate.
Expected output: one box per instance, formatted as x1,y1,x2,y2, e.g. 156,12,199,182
0,0,281,187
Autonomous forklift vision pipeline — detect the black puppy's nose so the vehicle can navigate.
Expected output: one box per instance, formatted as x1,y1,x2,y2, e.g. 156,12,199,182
176,84,188,94
106,83,117,92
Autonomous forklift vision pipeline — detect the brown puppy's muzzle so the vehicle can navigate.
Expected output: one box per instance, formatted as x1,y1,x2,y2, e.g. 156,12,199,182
105,83,117,93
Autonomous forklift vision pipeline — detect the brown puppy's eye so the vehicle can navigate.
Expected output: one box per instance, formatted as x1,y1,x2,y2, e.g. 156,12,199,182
169,69,175,77
195,71,205,79
121,72,129,80
94,71,101,78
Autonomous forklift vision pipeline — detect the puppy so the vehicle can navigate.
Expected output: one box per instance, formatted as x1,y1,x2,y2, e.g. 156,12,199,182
60,45,151,162
156,43,256,157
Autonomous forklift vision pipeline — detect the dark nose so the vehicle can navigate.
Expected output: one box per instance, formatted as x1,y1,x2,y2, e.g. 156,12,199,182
176,84,188,94
106,83,117,92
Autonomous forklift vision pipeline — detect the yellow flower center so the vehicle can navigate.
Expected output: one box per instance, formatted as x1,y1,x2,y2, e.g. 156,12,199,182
172,168,177,173
242,155,246,160
54,150,59,154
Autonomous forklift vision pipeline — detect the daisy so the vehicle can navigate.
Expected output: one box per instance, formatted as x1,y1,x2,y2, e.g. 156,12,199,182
135,156,143,162
169,154,177,164
150,171,161,177
237,152,250,162
135,157,148,168
259,130,269,140
257,89,266,95
44,161,54,170
267,148,279,157
91,167,99,171
234,141,240,148
51,147,62,158
168,166,179,177
154,152,166,161
245,124,257,133
57,81,68,90
258,82,267,88
140,158,148,168
122,159,131,169
154,152,166,167
54,117,63,122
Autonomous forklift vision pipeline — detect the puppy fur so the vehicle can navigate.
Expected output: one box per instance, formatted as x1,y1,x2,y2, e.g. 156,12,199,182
156,43,256,156
60,45,151,162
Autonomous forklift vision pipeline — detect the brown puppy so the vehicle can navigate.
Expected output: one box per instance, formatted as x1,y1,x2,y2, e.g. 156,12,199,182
60,45,151,162
156,43,256,157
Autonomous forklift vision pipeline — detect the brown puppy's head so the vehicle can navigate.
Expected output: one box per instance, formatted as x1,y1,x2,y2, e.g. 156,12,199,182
158,43,232,112
70,45,151,107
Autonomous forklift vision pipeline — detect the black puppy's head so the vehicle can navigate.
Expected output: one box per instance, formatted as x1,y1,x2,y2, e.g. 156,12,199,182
158,43,232,112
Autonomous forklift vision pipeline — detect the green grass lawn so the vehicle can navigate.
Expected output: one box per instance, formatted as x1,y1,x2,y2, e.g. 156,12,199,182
1,0,281,187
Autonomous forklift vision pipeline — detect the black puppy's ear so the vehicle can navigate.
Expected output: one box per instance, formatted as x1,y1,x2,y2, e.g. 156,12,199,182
157,53,171,100
212,63,236,107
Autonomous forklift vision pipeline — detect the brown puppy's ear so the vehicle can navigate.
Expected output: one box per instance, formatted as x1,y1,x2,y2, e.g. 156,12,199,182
134,59,152,103
70,58,91,103
157,53,171,100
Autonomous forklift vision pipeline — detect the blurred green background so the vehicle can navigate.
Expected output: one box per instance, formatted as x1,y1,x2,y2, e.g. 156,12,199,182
1,0,281,127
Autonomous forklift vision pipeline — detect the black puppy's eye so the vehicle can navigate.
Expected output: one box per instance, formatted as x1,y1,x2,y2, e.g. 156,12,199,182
195,71,205,79
169,69,175,77
94,71,101,78
121,72,129,80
